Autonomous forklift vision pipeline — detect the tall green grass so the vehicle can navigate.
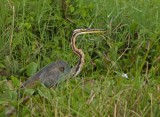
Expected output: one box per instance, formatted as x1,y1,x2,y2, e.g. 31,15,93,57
0,0,160,116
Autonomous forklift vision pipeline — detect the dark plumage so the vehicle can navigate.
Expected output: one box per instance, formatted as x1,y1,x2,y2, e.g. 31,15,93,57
21,61,71,88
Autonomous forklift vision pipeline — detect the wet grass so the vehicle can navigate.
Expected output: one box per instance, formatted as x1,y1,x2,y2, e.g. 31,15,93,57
0,0,160,116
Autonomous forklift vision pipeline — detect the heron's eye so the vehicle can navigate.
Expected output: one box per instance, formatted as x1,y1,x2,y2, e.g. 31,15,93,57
59,67,65,72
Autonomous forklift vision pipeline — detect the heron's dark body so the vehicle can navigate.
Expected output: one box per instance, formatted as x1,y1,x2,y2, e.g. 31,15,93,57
21,61,71,88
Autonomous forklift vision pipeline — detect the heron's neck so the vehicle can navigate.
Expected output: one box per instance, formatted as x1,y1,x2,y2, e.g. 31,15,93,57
71,50,85,77
70,31,85,77
70,29,105,77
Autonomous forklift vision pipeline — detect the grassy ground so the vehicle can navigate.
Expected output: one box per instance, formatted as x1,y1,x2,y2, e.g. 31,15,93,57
0,0,160,116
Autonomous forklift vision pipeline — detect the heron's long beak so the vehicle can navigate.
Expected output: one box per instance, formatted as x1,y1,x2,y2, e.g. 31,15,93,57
73,29,106,35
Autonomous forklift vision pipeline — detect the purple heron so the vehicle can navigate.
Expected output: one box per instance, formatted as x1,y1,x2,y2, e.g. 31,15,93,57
21,29,105,88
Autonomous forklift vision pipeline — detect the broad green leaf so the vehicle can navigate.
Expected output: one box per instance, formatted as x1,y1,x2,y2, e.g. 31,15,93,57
0,63,5,68
11,76,20,87
26,62,38,77
37,86,51,99
24,88,36,95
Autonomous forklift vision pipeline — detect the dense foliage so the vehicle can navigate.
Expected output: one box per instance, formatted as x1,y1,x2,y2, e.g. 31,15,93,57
0,0,160,116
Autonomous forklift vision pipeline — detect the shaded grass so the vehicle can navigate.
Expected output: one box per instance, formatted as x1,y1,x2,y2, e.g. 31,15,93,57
0,0,160,116
12,75,159,116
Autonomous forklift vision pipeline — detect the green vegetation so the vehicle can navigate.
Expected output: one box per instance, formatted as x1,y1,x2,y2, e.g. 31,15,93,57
0,0,160,116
